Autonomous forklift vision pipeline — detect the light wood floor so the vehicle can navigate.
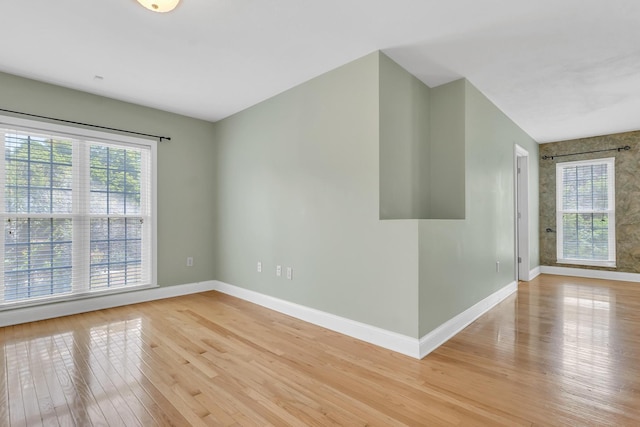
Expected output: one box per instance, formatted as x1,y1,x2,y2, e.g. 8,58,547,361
1,274,640,426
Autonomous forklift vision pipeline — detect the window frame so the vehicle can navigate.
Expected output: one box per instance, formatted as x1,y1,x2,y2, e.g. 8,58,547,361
556,157,616,267
0,114,157,308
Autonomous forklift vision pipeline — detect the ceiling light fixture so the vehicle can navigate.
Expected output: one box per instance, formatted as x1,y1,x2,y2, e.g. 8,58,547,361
136,0,180,13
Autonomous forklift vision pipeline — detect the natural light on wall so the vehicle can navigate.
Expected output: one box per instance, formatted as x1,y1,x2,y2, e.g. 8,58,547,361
136,0,181,13
0,115,157,307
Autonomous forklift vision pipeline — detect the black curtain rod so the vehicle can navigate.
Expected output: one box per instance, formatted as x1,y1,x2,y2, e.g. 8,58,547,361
0,108,171,142
541,145,630,160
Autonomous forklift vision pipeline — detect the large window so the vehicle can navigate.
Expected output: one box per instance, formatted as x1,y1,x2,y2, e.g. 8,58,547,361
0,116,156,306
556,157,615,267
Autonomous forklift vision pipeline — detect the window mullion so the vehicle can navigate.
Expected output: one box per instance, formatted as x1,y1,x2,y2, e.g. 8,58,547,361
556,165,564,261
72,140,90,293
0,132,5,301
607,160,616,263
141,148,152,285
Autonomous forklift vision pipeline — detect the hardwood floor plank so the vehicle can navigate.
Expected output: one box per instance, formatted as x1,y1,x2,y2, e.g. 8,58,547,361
49,317,109,427
2,274,640,425
14,323,45,426
35,334,75,427
23,324,58,427
0,325,10,427
30,325,68,427
73,315,156,427
109,325,212,426
95,317,196,426
6,327,28,427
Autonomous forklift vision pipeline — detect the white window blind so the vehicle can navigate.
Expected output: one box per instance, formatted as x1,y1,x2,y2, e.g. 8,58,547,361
0,116,156,306
556,157,615,267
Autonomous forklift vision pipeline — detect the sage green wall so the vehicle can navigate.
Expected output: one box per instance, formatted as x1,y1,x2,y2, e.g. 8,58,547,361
429,80,466,219
0,72,217,287
539,131,640,272
418,80,539,336
379,53,431,219
212,53,540,340
213,52,420,337
1,52,543,343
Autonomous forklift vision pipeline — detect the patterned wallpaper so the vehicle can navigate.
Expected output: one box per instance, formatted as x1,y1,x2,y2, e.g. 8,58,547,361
539,131,640,273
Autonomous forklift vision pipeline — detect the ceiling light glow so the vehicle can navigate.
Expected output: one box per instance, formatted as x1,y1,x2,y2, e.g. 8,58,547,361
136,0,180,13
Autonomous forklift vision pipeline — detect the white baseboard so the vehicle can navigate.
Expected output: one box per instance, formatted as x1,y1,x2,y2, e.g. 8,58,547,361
2,277,519,359
419,281,518,358
0,280,217,327
529,266,541,280
212,280,518,360
212,281,421,358
540,266,640,282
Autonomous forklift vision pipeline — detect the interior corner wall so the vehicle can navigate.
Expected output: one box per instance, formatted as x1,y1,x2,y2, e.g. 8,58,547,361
418,80,539,337
429,80,466,219
0,72,217,287
213,52,420,338
539,131,640,272
379,53,431,220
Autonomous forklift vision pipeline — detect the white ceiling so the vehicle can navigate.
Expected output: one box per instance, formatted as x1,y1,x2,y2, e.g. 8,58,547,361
2,0,640,143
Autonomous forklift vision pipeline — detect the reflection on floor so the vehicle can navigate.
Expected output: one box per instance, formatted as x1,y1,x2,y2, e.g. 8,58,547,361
1,274,639,426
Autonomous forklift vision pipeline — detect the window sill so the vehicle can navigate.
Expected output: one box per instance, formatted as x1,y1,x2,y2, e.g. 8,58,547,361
0,283,159,312
557,259,616,268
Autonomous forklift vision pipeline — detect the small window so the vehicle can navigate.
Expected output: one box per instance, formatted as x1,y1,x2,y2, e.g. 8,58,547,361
556,157,615,267
0,116,156,306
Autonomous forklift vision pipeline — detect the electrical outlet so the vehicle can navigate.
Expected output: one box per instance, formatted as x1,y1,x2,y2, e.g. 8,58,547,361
286,267,293,280
257,261,262,273
276,265,282,277
187,257,194,267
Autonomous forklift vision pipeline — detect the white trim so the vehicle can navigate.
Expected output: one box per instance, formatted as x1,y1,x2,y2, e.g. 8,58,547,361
529,266,541,280
1,278,521,358
556,259,616,268
212,281,421,358
212,280,518,360
540,266,640,282
0,114,159,303
514,144,530,281
0,132,4,300
556,157,616,266
150,138,158,287
0,280,217,327
419,281,518,358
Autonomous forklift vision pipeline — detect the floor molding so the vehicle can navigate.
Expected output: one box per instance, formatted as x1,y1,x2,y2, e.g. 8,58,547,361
540,266,640,282
419,281,518,358
212,281,421,358
0,281,218,327
529,266,541,280
213,280,518,360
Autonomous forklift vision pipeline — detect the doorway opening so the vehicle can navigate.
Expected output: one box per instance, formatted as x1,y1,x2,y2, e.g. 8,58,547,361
515,145,530,281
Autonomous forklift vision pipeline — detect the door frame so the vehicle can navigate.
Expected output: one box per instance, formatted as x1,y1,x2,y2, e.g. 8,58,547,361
514,144,530,281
